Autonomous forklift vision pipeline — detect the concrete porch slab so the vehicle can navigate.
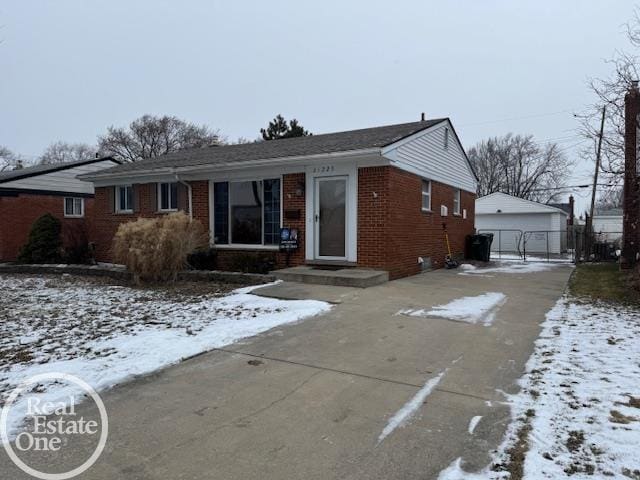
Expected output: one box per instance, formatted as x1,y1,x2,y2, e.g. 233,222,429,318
272,266,389,288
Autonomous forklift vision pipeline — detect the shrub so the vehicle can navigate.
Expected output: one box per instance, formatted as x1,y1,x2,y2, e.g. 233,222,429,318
187,248,217,270
230,252,276,274
18,214,63,264
62,223,93,264
113,212,208,284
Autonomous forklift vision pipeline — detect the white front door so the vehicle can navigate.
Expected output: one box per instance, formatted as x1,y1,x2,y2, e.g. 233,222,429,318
314,176,348,260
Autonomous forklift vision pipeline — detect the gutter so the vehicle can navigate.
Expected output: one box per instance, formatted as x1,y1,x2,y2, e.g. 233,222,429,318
173,170,193,220
79,147,382,182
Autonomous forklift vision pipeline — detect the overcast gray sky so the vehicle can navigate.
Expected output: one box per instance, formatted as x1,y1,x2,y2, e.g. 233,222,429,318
0,1,636,211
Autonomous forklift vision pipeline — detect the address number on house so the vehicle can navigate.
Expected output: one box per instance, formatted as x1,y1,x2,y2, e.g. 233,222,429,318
312,165,336,174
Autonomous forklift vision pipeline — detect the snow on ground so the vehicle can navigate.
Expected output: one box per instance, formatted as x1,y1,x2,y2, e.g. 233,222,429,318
0,275,331,440
491,254,573,264
459,262,562,276
468,415,482,435
438,297,640,479
378,369,447,444
399,293,507,326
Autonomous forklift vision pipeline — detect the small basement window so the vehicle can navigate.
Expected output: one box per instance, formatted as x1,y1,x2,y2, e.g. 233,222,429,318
116,185,133,213
453,189,461,215
421,180,431,211
64,197,84,217
158,182,178,211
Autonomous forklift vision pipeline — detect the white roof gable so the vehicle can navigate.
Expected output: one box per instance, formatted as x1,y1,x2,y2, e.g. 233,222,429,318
476,192,568,215
382,120,477,193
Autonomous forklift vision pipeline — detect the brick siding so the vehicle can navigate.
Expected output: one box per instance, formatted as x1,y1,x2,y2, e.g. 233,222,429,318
89,168,475,279
358,166,475,279
0,193,94,261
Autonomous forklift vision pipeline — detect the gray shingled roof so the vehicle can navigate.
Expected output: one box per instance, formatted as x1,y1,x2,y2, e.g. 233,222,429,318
548,202,571,216
0,157,118,184
90,119,446,176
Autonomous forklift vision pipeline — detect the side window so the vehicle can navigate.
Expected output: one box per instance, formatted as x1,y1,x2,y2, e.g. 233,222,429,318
453,189,461,215
444,127,449,150
213,182,229,244
158,182,178,211
421,180,431,211
116,185,133,213
64,197,84,217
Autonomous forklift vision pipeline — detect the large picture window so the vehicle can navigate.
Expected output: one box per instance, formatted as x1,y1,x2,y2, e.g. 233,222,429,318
213,179,281,246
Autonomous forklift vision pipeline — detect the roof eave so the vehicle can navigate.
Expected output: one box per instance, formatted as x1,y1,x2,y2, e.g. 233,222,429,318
80,147,382,183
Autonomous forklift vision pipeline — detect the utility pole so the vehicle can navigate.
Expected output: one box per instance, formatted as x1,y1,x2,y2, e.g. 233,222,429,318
588,106,606,233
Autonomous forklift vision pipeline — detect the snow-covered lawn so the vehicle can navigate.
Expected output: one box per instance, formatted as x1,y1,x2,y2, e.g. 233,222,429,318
399,292,507,326
0,275,331,440
438,297,640,480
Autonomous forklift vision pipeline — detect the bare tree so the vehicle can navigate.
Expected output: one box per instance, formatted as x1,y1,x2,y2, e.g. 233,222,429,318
596,186,623,210
39,141,97,164
468,134,572,202
577,8,640,180
0,145,24,172
98,115,223,162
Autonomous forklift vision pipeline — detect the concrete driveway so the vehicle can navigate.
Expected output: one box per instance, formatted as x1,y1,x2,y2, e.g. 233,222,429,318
1,264,572,479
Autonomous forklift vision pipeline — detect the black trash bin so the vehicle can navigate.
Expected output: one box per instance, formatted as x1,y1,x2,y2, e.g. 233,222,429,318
469,233,493,262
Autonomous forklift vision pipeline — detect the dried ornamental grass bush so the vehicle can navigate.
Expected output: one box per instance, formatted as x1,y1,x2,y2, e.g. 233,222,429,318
113,212,209,284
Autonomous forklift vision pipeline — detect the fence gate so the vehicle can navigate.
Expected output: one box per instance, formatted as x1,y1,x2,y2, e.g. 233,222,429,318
478,229,574,262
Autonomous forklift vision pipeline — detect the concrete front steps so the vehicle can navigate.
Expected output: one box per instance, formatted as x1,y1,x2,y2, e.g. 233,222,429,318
272,265,389,288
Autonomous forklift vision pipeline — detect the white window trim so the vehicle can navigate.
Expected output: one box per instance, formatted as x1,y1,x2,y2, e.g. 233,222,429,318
212,176,283,248
453,189,461,215
64,197,84,218
115,185,133,214
421,179,432,212
157,182,178,212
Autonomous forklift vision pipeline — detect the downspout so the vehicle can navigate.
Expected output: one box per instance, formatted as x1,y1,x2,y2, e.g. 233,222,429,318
173,170,193,220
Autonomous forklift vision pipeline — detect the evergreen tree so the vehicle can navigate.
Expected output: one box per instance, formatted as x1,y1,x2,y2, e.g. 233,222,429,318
18,214,63,263
260,115,310,141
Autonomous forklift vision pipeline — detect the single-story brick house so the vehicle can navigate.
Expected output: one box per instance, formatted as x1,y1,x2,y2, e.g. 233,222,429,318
0,156,120,261
81,119,477,279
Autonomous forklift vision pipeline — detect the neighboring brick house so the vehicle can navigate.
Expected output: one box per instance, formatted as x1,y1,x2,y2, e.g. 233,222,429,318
81,119,477,279
0,157,120,261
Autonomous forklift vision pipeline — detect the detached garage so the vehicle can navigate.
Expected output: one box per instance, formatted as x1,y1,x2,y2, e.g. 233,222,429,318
475,192,569,255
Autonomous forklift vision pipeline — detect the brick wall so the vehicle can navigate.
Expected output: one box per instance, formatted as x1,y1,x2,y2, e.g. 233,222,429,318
88,169,475,279
0,193,94,261
357,166,475,279
91,174,307,267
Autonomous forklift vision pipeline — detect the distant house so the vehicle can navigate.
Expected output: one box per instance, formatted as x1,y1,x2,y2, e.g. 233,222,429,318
80,119,478,279
475,192,569,254
0,157,120,261
592,208,623,242
548,195,575,227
